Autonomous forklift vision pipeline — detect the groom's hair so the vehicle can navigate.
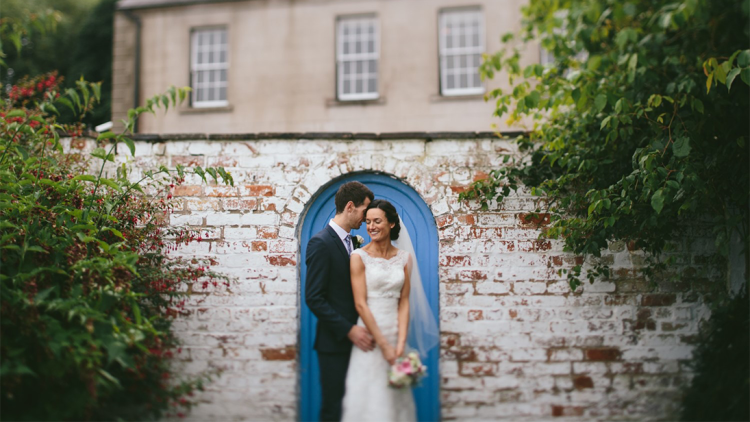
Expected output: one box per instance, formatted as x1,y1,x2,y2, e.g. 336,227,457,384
335,181,374,213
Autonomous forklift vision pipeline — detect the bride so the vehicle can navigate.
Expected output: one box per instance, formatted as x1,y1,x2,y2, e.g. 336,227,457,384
341,199,438,422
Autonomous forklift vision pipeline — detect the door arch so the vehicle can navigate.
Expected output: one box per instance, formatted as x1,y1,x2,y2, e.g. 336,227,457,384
298,172,440,422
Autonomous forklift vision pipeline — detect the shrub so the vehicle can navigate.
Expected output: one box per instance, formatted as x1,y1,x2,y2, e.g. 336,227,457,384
0,72,234,419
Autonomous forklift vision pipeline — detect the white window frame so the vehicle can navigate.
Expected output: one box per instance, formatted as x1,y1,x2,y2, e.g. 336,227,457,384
438,7,485,96
190,27,229,108
336,15,380,101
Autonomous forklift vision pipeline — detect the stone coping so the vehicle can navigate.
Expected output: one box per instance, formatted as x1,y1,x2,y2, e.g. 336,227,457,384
128,131,527,141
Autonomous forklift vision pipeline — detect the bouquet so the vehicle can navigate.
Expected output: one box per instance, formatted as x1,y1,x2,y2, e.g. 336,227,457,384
388,351,427,389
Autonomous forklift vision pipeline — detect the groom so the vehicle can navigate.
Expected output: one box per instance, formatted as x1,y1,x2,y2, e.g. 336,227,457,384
305,181,376,422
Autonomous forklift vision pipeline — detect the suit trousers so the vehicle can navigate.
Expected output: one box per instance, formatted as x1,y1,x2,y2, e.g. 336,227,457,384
317,350,352,422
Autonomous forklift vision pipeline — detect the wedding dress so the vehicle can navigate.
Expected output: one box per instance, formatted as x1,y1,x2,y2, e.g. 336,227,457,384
341,248,416,422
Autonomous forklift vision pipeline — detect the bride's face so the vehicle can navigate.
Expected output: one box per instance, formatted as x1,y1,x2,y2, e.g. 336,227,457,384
365,208,395,242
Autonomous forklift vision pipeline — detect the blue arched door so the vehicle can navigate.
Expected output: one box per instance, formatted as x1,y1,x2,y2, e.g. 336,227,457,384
298,172,440,422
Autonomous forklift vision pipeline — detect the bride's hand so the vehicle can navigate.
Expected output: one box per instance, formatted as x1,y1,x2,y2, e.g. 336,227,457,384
381,344,397,365
395,344,405,358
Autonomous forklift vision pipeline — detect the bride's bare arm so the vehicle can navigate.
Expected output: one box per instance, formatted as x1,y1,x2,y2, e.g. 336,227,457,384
395,254,411,357
351,253,396,363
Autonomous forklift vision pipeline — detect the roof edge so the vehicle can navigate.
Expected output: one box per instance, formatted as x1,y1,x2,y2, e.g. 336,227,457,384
117,0,247,11
129,131,527,141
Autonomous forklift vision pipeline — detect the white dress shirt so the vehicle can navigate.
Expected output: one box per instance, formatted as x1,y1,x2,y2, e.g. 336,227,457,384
329,220,352,253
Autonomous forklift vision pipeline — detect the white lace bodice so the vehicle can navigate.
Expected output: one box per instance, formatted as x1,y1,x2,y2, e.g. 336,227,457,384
343,247,416,422
352,248,409,299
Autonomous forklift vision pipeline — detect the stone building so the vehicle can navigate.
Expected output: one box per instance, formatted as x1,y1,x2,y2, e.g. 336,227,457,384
109,1,717,421
113,0,537,133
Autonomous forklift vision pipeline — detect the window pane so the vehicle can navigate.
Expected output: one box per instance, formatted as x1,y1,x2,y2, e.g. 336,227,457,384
344,61,351,75
197,88,204,101
368,77,376,93
197,71,204,83
356,39,362,54
344,79,351,94
208,87,215,101
209,70,216,83
220,49,227,63
219,86,227,101
460,72,468,88
473,54,480,67
355,78,363,93
472,72,480,88
460,55,468,69
220,30,227,44
368,60,377,73
447,56,454,70
356,60,363,75
368,40,375,53
220,69,227,82
447,74,455,89
343,40,350,54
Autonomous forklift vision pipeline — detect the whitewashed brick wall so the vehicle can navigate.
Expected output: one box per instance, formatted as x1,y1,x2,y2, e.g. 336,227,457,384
64,134,717,421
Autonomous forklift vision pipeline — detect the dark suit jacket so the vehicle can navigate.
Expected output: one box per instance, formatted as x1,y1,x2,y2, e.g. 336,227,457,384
305,225,358,353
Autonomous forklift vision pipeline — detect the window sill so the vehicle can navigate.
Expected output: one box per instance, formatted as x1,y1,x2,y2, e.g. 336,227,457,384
326,97,386,108
429,93,485,103
179,105,234,114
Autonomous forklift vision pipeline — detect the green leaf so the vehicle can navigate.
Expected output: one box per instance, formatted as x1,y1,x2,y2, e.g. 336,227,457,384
737,49,750,67
673,136,691,157
72,175,97,183
121,137,136,156
99,178,122,192
97,368,121,386
56,97,75,113
726,67,741,91
97,131,117,141
740,68,750,85
26,246,48,254
651,189,665,214
706,73,713,93
600,116,612,130
594,94,607,112
5,109,26,118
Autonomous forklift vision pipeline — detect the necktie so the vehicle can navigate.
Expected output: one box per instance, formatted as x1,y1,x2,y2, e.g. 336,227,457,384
344,234,353,255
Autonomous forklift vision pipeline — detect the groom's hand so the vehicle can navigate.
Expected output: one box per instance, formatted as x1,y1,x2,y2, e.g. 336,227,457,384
348,326,375,352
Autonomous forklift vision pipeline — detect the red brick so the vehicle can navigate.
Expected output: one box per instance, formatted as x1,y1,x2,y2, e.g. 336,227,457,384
259,199,276,211
585,347,621,361
440,255,472,267
535,240,552,251
472,170,489,182
467,310,483,321
174,185,201,196
641,294,676,306
552,405,585,417
457,214,476,225
266,255,296,266
260,346,296,361
509,309,518,319
550,256,564,266
573,375,594,389
252,241,267,251
458,270,487,281
436,214,454,228
441,333,460,348
449,185,469,194
245,185,275,196
206,186,238,197
257,227,278,239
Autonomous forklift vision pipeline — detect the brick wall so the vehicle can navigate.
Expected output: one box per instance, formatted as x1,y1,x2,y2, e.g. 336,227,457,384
64,134,716,420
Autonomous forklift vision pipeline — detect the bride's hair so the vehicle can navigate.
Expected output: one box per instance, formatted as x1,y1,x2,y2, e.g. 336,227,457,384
366,199,401,240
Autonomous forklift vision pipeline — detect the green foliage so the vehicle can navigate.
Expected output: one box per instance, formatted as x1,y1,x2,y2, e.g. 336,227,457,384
680,287,749,421
1,0,113,128
463,0,750,289
0,26,235,420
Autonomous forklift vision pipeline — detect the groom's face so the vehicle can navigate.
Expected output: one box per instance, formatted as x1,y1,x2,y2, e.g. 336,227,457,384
348,198,371,229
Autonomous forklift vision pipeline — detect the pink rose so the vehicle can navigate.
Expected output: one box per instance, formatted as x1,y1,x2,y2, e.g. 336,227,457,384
398,360,413,375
